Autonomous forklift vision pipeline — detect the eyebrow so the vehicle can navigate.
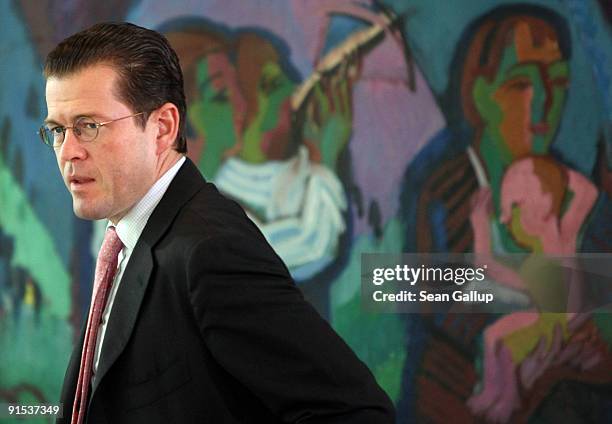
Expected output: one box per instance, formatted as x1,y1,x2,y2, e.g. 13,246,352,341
43,113,104,125
43,118,60,126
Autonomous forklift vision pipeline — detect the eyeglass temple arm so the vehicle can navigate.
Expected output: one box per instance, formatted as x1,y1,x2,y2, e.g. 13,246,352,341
97,111,145,126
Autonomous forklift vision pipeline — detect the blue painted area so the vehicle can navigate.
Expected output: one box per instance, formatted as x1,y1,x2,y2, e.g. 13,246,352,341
430,200,449,252
321,15,370,57
0,2,74,265
400,127,468,252
564,0,612,157
565,0,612,120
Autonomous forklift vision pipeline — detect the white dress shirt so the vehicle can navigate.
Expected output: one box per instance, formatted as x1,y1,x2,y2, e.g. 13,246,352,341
91,156,186,378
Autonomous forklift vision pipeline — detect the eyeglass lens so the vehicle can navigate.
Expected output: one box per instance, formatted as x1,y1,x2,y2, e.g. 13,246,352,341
41,117,99,146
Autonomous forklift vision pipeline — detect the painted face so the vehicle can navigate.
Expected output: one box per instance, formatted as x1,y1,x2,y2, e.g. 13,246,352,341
473,21,569,162
46,65,159,223
240,61,295,163
187,53,246,178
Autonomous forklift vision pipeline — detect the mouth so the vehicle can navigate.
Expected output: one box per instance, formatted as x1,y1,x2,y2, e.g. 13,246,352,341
531,123,550,136
68,176,95,191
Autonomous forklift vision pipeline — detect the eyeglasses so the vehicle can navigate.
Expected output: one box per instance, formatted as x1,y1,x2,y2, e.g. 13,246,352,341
39,112,144,148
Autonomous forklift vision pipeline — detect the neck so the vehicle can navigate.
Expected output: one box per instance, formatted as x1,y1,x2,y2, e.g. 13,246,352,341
155,150,183,180
109,151,184,225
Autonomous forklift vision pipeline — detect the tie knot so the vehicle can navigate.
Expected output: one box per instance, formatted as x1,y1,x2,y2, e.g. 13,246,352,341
98,226,123,264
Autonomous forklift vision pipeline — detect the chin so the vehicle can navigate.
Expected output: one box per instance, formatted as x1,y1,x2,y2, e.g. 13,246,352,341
73,202,107,221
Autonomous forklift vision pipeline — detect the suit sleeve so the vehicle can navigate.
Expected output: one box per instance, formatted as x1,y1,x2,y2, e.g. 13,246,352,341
185,227,395,423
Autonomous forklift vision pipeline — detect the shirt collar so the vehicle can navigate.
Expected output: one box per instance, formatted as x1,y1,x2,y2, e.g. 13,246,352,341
108,156,186,250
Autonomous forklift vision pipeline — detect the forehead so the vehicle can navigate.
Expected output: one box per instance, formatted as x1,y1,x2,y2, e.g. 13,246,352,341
45,64,129,121
194,53,245,106
510,20,562,64
197,54,234,83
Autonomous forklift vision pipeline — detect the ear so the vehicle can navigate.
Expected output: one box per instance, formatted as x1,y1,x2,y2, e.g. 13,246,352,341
152,102,180,155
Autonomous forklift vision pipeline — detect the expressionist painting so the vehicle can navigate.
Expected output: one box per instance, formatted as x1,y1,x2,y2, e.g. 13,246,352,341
1,1,610,422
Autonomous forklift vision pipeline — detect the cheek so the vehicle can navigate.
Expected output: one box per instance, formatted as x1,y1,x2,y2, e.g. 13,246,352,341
494,88,533,126
103,160,140,205
546,89,565,124
229,95,247,135
102,147,139,188
493,88,534,157
55,154,64,175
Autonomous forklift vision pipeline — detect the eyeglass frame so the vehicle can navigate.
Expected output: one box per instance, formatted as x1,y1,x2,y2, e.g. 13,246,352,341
38,111,145,148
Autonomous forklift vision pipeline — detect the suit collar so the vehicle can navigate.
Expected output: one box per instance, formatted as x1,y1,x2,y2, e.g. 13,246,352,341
137,157,204,248
79,157,205,400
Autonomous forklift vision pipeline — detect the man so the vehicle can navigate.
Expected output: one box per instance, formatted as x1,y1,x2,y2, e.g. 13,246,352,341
40,22,394,424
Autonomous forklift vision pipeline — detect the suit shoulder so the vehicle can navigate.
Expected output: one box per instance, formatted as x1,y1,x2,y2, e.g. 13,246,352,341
173,181,266,242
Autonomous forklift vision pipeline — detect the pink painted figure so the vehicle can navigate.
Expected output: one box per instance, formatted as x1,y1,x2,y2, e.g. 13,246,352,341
467,155,599,422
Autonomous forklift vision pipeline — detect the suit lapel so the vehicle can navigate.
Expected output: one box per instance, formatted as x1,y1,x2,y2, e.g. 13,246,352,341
89,158,205,398
59,319,86,420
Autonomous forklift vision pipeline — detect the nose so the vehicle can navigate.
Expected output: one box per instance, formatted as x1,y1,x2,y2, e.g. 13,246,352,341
529,71,547,124
531,65,555,125
58,128,87,163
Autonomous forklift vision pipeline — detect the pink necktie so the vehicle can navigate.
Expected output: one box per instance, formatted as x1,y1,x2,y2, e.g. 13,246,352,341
72,226,123,424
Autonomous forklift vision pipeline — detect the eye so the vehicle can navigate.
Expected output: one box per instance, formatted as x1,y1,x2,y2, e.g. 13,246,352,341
75,119,98,133
505,78,532,91
49,126,65,135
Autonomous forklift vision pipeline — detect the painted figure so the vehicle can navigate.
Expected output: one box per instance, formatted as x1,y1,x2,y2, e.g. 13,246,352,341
165,23,353,281
400,5,612,422
468,155,599,422
409,5,573,254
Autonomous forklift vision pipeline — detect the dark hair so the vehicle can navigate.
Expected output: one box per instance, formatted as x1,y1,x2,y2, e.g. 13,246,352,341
44,22,187,153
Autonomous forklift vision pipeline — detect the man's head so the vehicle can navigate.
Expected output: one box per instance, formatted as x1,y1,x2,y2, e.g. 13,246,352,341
43,23,185,223
45,22,187,153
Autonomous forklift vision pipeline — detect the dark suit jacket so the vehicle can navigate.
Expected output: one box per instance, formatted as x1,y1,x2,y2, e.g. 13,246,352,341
57,158,395,423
